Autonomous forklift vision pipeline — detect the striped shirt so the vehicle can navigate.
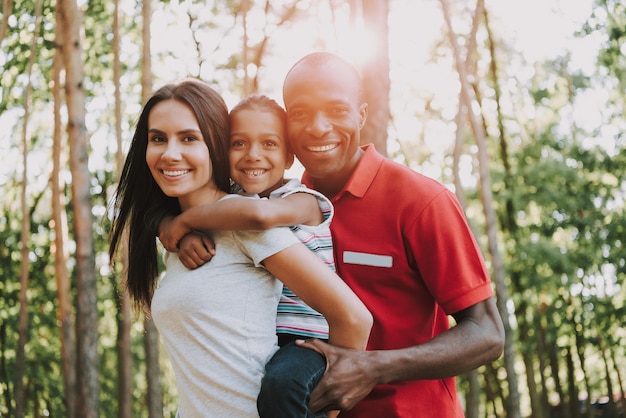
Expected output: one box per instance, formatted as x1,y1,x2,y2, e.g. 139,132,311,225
270,179,333,339
234,178,333,339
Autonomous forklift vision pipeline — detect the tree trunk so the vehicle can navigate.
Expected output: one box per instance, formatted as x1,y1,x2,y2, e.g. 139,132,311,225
140,2,163,416
464,369,480,418
56,0,100,415
1,323,13,416
141,0,152,103
144,317,163,418
484,363,504,417
536,319,552,417
15,1,42,415
608,343,626,418
112,0,133,416
241,0,251,95
566,345,580,418
521,339,544,418
439,1,520,417
547,337,566,415
598,337,617,418
0,0,12,46
358,0,389,156
573,313,592,418
52,17,76,418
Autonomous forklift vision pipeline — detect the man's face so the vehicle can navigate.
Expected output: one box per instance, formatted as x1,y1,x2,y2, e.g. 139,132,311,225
283,61,367,183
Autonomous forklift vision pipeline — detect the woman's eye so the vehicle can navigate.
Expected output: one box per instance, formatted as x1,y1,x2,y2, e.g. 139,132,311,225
149,135,166,143
182,136,198,142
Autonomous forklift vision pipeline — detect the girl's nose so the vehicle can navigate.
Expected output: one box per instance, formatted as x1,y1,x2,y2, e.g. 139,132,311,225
245,143,261,161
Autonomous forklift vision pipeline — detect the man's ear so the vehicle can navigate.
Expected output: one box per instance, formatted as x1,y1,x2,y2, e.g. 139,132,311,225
358,103,368,129
285,152,295,170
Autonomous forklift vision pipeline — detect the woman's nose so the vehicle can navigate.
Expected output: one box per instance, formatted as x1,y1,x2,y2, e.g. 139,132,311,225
161,140,182,161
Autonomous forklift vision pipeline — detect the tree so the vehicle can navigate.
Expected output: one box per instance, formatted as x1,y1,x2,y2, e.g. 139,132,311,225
112,0,132,416
0,0,12,46
56,0,100,415
14,0,42,415
51,19,77,416
439,0,521,416
353,0,390,155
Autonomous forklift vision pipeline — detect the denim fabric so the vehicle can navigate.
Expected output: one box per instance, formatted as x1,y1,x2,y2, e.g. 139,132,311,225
257,341,327,418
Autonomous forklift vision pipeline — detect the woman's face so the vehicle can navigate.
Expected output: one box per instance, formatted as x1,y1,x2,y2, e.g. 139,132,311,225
145,99,217,210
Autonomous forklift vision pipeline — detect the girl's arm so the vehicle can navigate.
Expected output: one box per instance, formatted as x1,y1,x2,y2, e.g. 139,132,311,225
263,243,373,350
159,194,322,252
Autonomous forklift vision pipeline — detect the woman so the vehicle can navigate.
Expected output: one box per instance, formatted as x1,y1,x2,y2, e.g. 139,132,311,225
108,79,372,417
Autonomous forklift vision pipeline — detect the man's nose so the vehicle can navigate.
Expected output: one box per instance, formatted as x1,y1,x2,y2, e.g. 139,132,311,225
306,112,332,137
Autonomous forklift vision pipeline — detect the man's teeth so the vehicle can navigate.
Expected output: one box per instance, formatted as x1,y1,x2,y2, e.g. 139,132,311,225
307,144,336,152
243,169,266,177
163,170,189,176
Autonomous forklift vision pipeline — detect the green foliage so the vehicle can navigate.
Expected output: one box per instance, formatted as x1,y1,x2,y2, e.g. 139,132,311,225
1,0,625,416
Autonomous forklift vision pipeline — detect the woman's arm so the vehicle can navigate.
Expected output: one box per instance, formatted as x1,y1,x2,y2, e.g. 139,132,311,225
263,243,372,350
159,194,322,252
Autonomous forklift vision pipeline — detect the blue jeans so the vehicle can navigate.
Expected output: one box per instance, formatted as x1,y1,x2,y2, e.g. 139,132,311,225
257,340,327,418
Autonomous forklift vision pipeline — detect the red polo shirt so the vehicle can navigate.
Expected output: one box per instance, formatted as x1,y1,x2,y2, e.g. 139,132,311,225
303,145,493,417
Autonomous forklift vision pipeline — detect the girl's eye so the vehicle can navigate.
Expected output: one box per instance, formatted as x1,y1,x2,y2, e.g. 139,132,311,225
182,136,199,142
263,140,278,147
230,140,245,148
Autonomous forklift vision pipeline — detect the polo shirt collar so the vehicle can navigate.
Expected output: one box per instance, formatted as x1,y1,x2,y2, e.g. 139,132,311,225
302,144,382,199
341,144,382,198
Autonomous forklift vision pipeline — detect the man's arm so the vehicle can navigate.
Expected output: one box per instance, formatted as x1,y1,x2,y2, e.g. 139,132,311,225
298,297,504,412
159,193,322,252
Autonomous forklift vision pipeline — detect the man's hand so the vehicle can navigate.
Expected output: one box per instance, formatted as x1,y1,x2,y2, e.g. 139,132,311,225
158,215,192,252
296,339,378,413
177,231,215,269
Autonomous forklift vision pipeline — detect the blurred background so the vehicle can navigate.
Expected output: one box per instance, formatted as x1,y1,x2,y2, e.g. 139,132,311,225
0,0,624,417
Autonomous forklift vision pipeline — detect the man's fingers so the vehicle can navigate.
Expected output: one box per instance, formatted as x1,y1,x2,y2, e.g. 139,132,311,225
295,338,330,357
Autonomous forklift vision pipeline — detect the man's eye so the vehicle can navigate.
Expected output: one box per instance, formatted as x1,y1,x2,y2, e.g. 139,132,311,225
289,110,307,120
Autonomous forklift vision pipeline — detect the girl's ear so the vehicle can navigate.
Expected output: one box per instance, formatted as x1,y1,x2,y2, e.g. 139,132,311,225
285,152,295,170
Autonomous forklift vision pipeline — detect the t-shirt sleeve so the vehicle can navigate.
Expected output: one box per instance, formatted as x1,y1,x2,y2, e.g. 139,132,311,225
279,182,334,227
235,227,300,267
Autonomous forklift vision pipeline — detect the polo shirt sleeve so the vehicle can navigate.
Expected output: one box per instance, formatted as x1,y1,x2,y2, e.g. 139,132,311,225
409,188,493,315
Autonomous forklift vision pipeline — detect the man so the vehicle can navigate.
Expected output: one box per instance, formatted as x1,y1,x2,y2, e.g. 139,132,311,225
283,52,505,417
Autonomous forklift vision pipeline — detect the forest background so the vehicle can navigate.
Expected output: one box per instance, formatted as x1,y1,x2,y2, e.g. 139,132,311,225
0,0,625,417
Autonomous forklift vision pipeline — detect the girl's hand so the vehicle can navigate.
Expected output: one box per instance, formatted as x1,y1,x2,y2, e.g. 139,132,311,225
159,215,191,252
177,231,215,269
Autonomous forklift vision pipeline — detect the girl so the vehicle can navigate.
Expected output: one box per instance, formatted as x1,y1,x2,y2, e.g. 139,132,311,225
108,80,372,417
159,95,346,417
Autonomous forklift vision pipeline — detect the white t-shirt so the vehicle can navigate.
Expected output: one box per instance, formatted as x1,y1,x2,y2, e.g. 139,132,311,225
151,196,299,417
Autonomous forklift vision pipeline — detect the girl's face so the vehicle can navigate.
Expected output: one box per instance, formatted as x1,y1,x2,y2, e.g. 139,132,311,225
229,109,293,197
146,99,217,210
